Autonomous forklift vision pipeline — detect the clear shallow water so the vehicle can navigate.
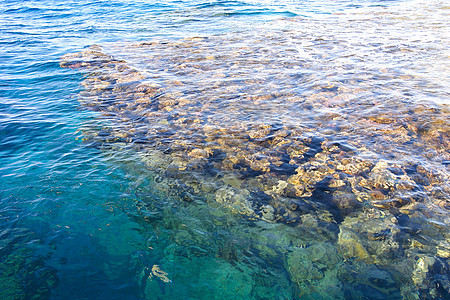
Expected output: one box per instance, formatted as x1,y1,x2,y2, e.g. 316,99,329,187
1,0,449,299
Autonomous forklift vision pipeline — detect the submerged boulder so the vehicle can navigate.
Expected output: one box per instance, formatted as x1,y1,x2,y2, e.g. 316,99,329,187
338,208,400,263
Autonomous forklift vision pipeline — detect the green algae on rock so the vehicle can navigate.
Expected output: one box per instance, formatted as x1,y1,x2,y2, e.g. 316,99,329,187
0,250,59,300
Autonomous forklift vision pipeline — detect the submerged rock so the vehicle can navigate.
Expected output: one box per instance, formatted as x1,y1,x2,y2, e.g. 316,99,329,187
61,30,450,298
0,250,59,299
338,209,400,263
436,241,450,259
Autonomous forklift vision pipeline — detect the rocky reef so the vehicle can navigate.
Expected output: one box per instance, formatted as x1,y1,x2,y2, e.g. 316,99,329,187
0,250,59,299
61,30,449,298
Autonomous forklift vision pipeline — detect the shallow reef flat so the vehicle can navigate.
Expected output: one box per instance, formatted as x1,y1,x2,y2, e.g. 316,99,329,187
61,9,449,299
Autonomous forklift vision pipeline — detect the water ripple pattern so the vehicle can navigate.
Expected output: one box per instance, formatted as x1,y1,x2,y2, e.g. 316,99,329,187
1,0,449,299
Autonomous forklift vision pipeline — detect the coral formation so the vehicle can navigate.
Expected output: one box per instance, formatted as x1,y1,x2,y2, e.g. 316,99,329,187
61,31,449,298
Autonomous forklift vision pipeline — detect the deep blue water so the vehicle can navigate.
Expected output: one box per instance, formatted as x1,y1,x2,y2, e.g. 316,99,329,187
1,0,449,299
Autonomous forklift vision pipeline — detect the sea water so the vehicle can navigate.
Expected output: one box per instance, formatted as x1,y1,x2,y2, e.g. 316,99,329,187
1,0,449,299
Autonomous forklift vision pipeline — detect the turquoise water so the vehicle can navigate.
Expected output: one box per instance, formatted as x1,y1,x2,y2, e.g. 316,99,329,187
1,0,449,299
